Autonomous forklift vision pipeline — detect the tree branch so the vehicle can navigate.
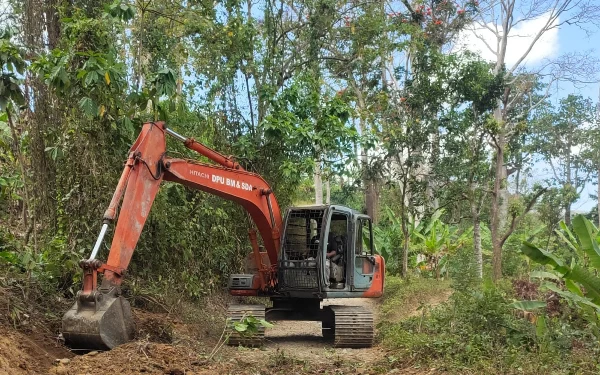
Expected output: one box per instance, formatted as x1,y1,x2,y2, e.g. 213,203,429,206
500,187,547,247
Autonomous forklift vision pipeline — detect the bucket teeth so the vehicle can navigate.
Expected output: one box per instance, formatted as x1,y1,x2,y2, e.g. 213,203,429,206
226,304,266,347
62,295,135,350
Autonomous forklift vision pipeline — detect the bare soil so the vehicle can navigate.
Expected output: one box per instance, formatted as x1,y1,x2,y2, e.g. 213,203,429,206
0,291,450,375
0,327,72,375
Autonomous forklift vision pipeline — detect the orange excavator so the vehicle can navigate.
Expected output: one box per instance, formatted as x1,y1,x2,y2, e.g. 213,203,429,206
61,121,385,350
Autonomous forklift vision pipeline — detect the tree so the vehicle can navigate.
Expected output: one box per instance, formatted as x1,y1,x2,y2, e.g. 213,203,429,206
436,53,504,278
532,95,595,226
0,27,27,228
469,0,600,281
589,98,600,228
321,0,391,220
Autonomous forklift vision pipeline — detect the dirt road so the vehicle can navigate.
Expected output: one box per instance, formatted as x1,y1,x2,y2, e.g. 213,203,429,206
261,297,385,364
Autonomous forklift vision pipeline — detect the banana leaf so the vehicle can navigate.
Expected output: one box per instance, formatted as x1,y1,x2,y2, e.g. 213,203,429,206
530,271,560,280
565,265,600,304
521,242,569,275
543,282,600,312
555,221,580,256
510,300,547,311
572,215,600,270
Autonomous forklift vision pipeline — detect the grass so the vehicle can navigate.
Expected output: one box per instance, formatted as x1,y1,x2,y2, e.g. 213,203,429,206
380,275,452,323
378,277,600,374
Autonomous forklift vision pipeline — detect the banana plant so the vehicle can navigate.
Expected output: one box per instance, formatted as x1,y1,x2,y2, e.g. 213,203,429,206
414,219,448,279
372,206,403,273
373,206,425,274
521,214,600,339
413,210,472,279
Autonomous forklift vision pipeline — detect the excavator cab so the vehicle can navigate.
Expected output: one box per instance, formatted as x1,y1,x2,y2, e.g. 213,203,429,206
275,205,382,297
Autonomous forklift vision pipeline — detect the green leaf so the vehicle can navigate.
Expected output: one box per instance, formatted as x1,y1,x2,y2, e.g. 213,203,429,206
78,97,97,118
536,315,547,339
258,319,274,328
233,322,248,332
566,265,600,304
543,282,600,312
572,215,600,269
565,279,584,297
555,222,580,255
0,251,16,264
122,117,134,135
510,300,547,311
521,242,569,274
530,271,560,280
84,70,98,86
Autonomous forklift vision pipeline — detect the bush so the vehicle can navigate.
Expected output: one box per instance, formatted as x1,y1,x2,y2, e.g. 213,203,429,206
380,282,600,374
447,244,479,290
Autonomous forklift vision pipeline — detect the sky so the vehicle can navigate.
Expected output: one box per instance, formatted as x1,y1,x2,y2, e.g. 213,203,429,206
455,7,600,212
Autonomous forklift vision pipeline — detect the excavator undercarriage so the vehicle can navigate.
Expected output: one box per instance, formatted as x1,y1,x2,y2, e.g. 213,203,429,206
61,121,384,351
225,300,374,348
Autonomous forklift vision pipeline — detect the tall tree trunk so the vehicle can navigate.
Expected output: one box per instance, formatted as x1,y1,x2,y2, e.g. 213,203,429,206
471,200,482,279
24,0,59,227
428,131,440,210
515,165,521,195
366,181,379,222
6,110,29,228
565,129,572,226
401,220,409,278
356,99,379,222
314,160,323,205
400,185,409,278
487,10,510,283
325,179,331,204
564,197,572,226
491,132,506,282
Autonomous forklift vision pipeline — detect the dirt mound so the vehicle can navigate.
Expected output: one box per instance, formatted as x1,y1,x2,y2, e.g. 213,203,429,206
135,310,175,343
0,327,72,375
48,342,208,375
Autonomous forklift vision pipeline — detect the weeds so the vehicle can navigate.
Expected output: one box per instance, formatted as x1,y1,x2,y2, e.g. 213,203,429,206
380,280,600,374
267,348,306,368
208,313,273,361
380,276,451,322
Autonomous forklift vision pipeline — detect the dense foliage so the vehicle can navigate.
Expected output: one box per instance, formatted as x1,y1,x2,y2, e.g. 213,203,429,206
1,0,600,371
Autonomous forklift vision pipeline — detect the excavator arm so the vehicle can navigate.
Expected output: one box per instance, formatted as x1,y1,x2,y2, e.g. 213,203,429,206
62,121,283,350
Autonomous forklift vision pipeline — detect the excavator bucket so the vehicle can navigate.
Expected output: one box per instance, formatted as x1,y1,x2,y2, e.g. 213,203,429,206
62,295,135,350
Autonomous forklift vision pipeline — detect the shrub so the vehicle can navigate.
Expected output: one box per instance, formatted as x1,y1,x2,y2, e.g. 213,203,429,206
380,282,599,374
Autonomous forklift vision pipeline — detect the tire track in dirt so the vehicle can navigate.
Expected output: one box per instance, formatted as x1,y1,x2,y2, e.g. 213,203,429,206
257,297,384,365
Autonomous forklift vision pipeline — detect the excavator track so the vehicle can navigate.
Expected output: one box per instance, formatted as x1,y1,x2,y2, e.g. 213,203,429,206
327,305,374,348
226,304,266,347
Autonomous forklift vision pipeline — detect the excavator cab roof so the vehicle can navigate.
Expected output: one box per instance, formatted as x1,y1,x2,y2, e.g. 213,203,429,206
288,204,364,216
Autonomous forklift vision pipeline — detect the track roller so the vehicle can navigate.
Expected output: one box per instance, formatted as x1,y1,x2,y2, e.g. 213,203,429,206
326,305,374,348
226,304,266,347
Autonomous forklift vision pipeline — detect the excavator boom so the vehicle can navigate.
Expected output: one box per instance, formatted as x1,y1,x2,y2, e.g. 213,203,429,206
62,122,283,350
